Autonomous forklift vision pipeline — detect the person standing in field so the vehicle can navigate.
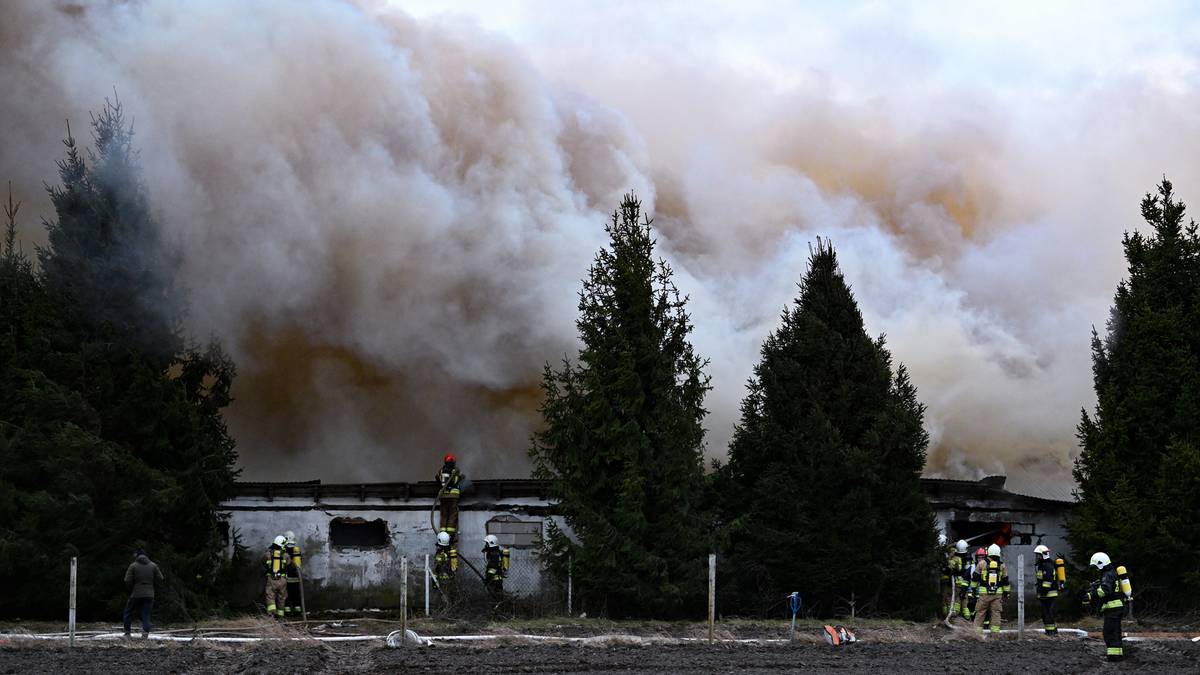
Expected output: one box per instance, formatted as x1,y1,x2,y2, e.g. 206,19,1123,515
122,549,163,639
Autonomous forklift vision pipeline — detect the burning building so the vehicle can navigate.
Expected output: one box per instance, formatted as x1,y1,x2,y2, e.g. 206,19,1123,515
218,474,1074,610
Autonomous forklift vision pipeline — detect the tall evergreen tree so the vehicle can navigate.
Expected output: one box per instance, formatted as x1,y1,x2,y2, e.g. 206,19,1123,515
529,194,710,617
1072,178,1200,609
715,239,938,616
0,100,240,619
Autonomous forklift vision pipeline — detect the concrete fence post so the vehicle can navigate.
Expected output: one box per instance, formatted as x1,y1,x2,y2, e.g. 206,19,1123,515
401,556,408,647
708,553,716,644
1017,553,1025,640
567,554,573,616
424,553,430,617
68,557,77,648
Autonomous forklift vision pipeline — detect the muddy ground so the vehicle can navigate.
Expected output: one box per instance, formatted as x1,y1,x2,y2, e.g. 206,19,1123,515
1,637,1197,674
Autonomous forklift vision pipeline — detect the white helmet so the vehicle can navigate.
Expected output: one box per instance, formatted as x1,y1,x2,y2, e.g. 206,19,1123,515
273,535,286,547
987,543,1001,557
954,540,968,554
1090,551,1111,569
484,534,499,548
1033,544,1049,558
437,531,451,547
285,530,296,542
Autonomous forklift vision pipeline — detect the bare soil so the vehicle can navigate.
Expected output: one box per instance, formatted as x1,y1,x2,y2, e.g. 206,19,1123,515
1,637,1197,674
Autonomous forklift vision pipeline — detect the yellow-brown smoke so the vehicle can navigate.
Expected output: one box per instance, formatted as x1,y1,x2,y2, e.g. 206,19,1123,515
4,1,1200,489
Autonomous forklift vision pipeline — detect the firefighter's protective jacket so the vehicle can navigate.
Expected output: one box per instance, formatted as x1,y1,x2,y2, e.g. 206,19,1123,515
434,545,458,581
437,463,463,498
1087,565,1129,614
951,552,971,588
1035,556,1062,598
284,540,302,580
263,543,287,579
971,556,1010,596
484,544,510,579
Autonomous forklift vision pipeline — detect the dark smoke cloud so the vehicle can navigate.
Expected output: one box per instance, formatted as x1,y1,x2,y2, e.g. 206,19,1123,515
4,1,1200,490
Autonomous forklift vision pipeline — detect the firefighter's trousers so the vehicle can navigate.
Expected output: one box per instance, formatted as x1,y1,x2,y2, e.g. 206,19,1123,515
439,497,459,538
1038,596,1057,634
264,576,287,617
1102,611,1123,660
973,594,1002,633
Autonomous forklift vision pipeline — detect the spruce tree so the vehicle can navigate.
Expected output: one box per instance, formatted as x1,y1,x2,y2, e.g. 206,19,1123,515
1072,179,1200,609
0,100,240,618
715,239,938,616
529,194,710,617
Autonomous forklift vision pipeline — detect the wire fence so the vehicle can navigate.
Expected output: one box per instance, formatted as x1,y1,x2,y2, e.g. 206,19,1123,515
408,550,567,619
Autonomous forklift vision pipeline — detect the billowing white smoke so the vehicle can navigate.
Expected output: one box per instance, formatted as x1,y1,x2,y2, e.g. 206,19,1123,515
4,1,1199,489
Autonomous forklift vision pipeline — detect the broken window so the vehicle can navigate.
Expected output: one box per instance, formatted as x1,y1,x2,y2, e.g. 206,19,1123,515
485,515,542,549
330,517,389,548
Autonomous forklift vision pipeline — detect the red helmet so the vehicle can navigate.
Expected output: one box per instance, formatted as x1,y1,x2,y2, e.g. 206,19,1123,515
443,453,456,464
975,547,987,557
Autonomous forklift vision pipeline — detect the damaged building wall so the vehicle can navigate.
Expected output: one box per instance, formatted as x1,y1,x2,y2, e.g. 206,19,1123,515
219,475,1074,610
928,476,1075,595
219,480,564,610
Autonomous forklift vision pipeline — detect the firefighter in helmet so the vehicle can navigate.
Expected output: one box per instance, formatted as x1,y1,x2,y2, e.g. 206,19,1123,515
972,543,1009,634
262,535,288,620
1084,552,1131,661
433,530,458,595
436,453,463,541
951,539,971,618
965,547,987,624
940,537,969,618
1033,544,1065,635
283,530,303,617
482,534,510,596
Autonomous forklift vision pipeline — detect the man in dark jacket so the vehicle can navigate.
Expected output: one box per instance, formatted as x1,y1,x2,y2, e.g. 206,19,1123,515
123,550,163,638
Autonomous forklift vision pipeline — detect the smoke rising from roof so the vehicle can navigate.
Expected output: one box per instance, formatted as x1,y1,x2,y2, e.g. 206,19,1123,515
4,1,1200,489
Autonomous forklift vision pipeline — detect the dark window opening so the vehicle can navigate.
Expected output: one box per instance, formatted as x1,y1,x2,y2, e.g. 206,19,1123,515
330,517,389,548
486,515,542,549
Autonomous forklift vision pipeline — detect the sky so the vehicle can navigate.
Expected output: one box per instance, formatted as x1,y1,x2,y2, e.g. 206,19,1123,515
3,1,1199,490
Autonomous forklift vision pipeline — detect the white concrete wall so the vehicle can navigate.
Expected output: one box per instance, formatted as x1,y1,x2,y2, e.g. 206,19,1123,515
221,495,567,602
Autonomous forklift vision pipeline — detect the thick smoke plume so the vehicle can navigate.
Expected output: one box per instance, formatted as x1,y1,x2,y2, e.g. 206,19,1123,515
4,1,1199,490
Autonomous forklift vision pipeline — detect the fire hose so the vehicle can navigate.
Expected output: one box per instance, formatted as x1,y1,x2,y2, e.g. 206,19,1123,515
428,484,485,584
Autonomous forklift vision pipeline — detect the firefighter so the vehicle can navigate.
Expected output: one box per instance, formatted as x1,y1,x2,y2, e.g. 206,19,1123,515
972,543,1009,634
433,531,458,595
1033,544,1065,635
951,539,971,619
940,538,969,618
965,547,987,624
1084,552,1131,661
283,530,303,617
263,535,288,620
436,453,463,541
482,534,509,596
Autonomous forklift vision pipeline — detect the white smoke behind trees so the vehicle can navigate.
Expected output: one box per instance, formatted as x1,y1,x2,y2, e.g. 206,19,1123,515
3,0,1199,488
